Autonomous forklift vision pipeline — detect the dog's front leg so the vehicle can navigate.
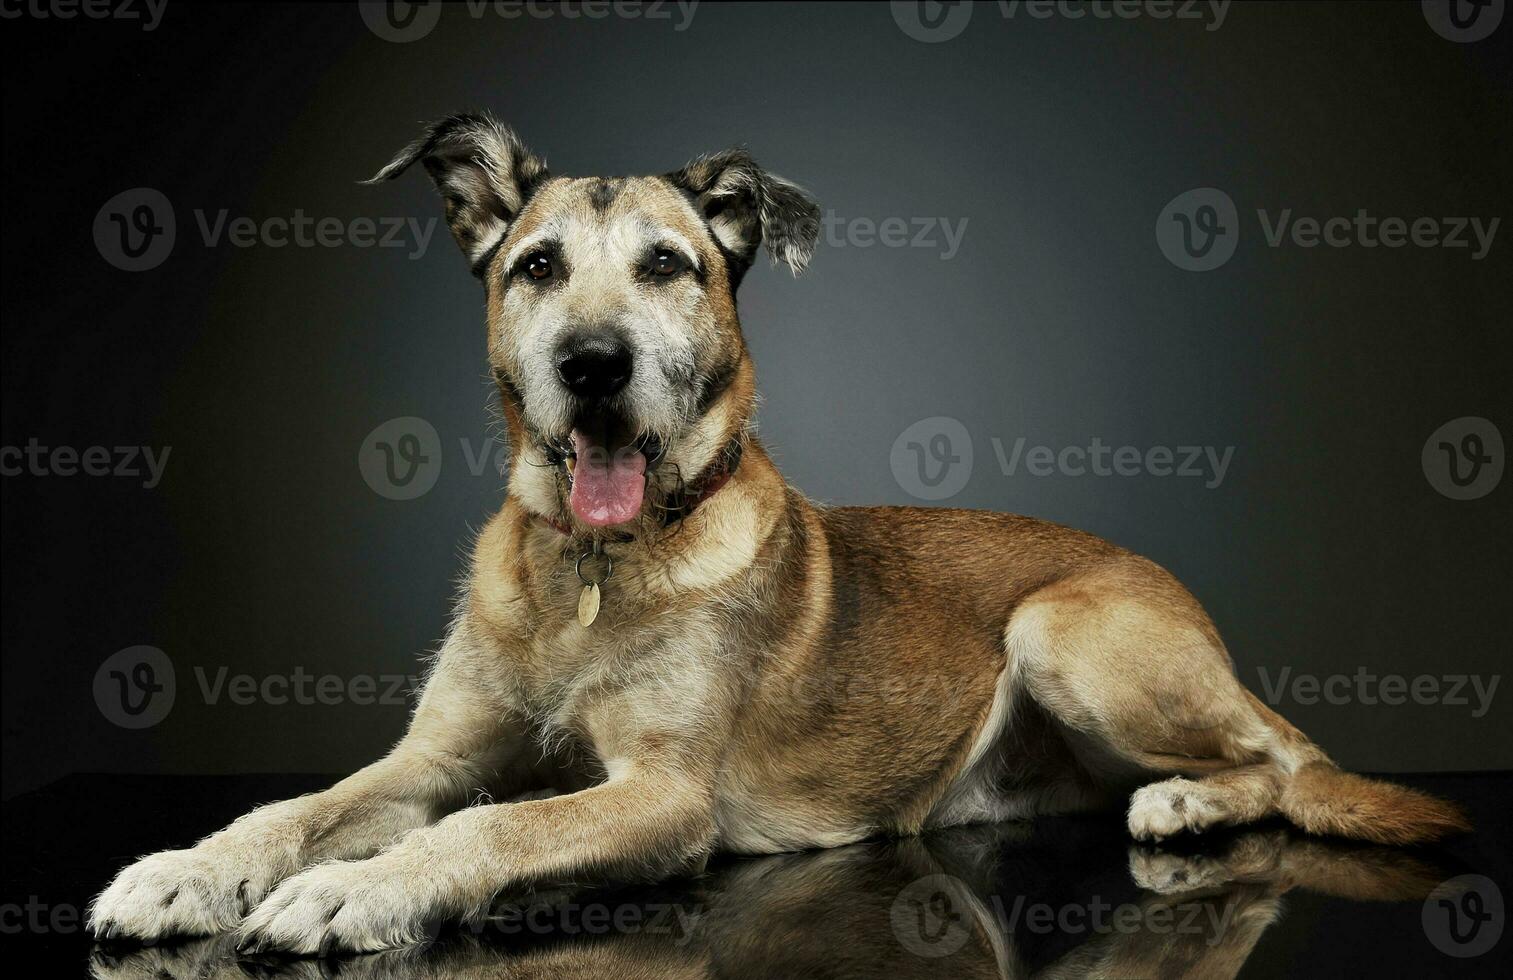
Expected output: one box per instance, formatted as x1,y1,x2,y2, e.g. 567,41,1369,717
89,620,534,941
236,762,716,955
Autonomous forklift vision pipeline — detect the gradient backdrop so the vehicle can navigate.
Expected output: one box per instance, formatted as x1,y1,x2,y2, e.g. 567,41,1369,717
2,1,1509,798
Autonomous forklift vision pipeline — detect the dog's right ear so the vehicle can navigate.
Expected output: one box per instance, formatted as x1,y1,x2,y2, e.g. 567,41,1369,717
365,113,549,277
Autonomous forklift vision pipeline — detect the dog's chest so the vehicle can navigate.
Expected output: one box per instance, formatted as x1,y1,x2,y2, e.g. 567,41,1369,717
515,626,625,729
511,606,720,763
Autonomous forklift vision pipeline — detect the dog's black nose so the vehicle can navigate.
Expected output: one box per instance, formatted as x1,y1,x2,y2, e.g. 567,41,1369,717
556,335,633,400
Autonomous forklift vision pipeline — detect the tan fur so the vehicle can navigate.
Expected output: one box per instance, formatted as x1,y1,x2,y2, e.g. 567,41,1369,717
89,123,1467,954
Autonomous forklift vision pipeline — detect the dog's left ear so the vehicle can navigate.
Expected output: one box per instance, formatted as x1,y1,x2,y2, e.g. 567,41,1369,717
669,149,821,280
365,113,549,276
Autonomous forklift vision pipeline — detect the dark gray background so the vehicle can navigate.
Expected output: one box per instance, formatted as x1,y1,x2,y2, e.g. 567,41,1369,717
2,1,1509,798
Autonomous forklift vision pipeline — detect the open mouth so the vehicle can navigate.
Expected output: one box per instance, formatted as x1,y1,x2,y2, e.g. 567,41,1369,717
561,414,660,527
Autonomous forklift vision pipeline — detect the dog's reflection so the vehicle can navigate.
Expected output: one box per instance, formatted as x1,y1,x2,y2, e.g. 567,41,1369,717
90,821,1446,980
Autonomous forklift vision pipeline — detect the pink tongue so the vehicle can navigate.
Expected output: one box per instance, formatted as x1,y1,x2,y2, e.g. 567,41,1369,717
569,431,647,526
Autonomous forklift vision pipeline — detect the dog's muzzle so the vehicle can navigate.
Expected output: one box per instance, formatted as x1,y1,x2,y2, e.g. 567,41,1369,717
552,331,653,528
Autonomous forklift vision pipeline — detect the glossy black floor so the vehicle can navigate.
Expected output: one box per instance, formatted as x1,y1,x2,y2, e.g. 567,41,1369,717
3,772,1509,977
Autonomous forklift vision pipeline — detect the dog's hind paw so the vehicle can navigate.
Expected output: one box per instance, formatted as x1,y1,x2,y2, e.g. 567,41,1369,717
1127,778,1224,842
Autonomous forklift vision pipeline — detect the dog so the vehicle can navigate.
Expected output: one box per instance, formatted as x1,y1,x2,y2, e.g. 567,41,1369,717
89,114,1468,955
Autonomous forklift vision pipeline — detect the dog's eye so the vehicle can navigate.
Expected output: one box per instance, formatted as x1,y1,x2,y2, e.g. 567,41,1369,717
524,253,554,281
650,250,687,278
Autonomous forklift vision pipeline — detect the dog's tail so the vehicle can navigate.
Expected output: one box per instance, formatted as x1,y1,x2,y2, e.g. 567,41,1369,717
1242,691,1469,846
1276,762,1469,846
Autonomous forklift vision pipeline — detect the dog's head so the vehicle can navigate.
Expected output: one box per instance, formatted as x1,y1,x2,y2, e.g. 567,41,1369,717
370,113,819,529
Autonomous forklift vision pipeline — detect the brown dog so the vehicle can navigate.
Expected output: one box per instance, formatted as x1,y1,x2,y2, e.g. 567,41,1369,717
89,114,1467,955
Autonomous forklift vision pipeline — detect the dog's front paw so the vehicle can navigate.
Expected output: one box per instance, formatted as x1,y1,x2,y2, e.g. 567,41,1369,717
236,857,448,956
89,844,290,942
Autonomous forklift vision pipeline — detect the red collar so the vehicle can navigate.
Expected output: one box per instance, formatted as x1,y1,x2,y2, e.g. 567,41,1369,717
537,443,741,538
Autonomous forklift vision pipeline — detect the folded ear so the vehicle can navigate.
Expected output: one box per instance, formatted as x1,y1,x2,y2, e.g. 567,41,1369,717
366,113,549,276
668,148,821,282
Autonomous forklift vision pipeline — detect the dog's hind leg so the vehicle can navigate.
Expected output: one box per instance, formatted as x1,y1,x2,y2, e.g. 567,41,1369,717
1003,557,1291,839
1004,556,1465,845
